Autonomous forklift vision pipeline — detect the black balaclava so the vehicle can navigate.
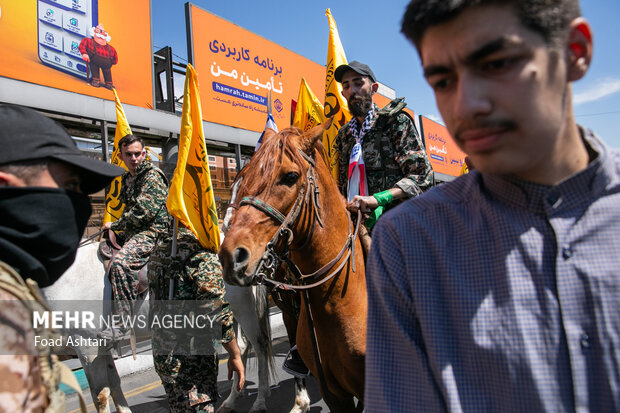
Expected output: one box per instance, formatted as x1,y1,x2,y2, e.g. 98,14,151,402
0,187,92,287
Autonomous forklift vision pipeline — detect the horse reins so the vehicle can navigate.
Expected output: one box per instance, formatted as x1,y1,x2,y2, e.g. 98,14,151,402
78,228,107,248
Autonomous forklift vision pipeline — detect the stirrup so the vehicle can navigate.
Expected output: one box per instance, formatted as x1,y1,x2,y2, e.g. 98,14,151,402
282,345,310,378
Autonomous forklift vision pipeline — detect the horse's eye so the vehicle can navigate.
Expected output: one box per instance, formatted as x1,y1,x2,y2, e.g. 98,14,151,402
281,172,299,187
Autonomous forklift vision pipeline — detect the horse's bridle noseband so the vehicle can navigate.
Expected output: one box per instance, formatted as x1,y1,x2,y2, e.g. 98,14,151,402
238,149,361,290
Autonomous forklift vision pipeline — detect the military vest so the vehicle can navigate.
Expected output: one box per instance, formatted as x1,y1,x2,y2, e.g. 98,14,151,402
0,261,86,412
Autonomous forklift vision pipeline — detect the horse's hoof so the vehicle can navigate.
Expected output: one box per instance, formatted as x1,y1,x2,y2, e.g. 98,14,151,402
215,406,235,413
289,403,310,413
96,387,111,413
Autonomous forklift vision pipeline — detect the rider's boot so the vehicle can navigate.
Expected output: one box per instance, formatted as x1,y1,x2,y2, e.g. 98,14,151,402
282,345,311,378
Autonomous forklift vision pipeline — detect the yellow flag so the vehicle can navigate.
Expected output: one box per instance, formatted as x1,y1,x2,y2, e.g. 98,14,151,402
166,64,220,252
293,78,326,132
324,8,352,180
459,162,469,175
144,146,161,162
103,89,131,224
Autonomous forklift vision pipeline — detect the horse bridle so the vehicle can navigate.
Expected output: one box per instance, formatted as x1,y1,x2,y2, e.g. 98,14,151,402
238,149,361,290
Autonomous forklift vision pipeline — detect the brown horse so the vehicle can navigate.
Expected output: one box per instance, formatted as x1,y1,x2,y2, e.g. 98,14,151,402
219,122,367,412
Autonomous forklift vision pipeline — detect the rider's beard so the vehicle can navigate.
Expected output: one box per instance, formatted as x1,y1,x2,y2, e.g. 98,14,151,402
348,93,373,118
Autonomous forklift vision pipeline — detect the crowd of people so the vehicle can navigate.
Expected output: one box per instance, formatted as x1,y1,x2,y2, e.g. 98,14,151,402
2,0,619,412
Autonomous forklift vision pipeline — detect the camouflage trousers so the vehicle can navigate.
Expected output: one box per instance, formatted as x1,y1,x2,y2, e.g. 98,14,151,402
109,229,157,319
153,353,219,412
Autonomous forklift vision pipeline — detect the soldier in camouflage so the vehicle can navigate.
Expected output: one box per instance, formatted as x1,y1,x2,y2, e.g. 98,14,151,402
0,104,122,412
334,61,434,229
149,219,244,412
100,134,169,340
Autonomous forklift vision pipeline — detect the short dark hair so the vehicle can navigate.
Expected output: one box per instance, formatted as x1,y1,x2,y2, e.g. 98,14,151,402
0,159,48,185
118,134,144,151
401,0,581,50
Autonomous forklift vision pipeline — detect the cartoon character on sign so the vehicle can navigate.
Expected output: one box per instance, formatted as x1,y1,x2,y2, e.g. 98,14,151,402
79,24,118,89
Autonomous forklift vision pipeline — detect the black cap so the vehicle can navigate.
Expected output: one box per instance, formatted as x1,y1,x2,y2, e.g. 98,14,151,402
335,61,377,83
0,104,124,194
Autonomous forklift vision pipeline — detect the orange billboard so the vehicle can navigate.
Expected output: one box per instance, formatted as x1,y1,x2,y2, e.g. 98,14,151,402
374,94,391,110
373,94,415,121
187,4,326,132
0,0,153,109
420,115,466,177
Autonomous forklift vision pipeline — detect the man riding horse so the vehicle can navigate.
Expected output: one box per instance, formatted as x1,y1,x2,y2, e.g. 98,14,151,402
335,60,434,229
281,61,435,378
99,134,169,340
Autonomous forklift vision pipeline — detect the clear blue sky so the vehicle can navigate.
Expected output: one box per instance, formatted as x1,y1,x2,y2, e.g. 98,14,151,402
152,0,620,148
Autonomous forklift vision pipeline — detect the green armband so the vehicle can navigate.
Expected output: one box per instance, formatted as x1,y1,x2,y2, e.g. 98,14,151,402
365,191,393,230
373,190,393,207
365,206,384,230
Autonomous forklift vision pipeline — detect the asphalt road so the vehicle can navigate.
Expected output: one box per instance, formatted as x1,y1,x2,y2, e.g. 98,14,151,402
65,338,330,412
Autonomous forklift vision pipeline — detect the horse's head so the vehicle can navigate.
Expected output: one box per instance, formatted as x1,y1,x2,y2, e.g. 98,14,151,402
219,120,333,286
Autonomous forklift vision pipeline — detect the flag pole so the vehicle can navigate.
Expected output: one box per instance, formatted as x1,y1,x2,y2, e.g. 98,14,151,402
169,217,179,299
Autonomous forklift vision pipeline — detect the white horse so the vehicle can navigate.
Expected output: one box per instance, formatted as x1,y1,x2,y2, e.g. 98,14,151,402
41,242,134,413
217,283,310,413
44,239,310,413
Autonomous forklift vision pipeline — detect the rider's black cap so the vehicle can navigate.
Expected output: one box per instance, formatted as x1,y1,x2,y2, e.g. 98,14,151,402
335,61,377,83
0,104,124,194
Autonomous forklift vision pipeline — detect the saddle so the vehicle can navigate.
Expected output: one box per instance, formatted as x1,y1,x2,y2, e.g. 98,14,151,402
98,233,149,297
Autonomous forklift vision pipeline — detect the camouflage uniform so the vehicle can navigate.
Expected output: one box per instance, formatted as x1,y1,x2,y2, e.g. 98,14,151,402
109,159,168,319
0,261,65,413
149,223,234,413
336,101,434,213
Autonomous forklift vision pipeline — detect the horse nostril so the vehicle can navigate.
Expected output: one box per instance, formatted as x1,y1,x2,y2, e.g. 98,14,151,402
232,247,250,272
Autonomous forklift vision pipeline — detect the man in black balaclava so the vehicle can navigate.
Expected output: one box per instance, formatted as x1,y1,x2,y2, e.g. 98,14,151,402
0,104,123,412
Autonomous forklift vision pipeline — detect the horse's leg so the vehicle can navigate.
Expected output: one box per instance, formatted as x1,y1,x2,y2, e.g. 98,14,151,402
77,350,114,412
220,283,279,413
243,285,273,413
95,387,111,413
289,377,310,413
79,348,132,413
216,323,249,413
76,349,105,408
250,334,271,413
104,353,132,413
276,294,310,413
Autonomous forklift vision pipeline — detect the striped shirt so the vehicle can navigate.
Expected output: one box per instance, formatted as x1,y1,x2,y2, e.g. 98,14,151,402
365,129,620,412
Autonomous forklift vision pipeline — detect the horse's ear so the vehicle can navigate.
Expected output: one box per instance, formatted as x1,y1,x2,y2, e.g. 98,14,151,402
301,117,334,154
261,127,278,145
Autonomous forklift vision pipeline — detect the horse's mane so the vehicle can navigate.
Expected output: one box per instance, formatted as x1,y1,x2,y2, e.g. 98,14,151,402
235,127,327,197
